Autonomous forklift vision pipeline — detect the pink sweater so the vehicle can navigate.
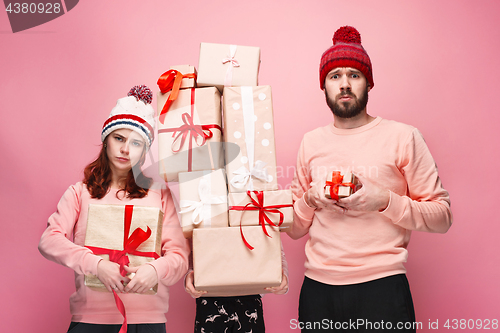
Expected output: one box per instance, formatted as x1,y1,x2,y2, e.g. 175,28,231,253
288,117,452,285
38,182,190,324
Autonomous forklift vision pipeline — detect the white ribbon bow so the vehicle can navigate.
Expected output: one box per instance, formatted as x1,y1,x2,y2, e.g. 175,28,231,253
230,160,272,190
222,44,240,87
180,176,227,226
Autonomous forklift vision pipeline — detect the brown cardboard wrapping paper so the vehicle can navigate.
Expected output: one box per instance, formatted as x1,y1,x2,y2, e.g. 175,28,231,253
197,42,260,92
84,204,163,294
179,169,229,238
222,86,278,193
325,172,359,199
170,65,197,89
157,87,224,182
228,190,293,231
193,226,281,297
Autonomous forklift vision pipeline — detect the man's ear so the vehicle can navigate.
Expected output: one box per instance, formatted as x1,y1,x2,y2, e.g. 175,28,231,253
367,85,372,93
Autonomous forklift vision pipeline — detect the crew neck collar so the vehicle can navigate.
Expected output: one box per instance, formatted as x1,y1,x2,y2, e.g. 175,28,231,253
329,116,382,135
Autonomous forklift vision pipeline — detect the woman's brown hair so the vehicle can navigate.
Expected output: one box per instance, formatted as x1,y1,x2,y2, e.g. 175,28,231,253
83,141,153,199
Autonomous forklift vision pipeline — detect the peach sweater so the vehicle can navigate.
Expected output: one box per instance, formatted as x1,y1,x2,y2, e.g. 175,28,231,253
38,182,190,324
288,117,452,285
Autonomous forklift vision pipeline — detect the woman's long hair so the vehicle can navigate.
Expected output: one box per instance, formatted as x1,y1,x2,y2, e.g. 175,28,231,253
83,141,153,199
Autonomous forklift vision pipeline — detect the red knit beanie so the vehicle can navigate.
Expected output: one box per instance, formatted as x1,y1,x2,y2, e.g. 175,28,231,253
319,26,374,90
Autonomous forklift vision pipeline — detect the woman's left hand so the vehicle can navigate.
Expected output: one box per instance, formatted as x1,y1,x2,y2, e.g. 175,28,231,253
265,270,288,295
123,264,158,294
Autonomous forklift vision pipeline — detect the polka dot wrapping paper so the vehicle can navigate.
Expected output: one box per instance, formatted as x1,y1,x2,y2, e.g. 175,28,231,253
222,86,279,193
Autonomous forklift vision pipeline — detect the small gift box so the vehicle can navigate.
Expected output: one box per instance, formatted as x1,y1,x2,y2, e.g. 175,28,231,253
157,87,224,182
222,86,278,193
84,204,163,294
179,169,229,238
324,171,359,199
228,190,293,231
193,226,282,297
197,42,260,92
169,65,197,89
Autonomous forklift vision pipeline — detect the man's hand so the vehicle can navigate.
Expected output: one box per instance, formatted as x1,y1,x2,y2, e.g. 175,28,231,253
184,270,207,298
336,173,390,212
96,260,130,293
123,264,158,294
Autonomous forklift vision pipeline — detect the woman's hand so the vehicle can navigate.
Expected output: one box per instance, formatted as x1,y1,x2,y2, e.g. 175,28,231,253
265,270,288,295
123,264,158,294
96,260,129,293
184,270,207,298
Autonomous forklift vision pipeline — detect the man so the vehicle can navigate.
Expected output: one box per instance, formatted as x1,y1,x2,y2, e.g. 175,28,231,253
287,26,452,332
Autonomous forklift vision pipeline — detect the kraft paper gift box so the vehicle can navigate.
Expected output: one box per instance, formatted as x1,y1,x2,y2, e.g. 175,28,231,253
197,42,260,92
178,169,229,238
193,226,282,297
157,87,224,182
222,86,278,193
324,171,359,199
84,204,163,295
169,65,197,89
228,190,293,231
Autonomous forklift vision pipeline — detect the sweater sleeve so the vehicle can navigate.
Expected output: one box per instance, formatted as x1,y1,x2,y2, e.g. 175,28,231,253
148,186,190,286
287,138,316,240
38,183,102,276
381,128,453,233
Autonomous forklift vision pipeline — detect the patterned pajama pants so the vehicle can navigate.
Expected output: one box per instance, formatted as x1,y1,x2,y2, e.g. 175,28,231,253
194,295,265,333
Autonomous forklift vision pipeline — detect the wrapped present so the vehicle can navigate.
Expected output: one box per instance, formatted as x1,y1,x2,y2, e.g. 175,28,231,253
197,42,260,92
157,87,224,182
324,171,359,199
193,226,282,297
228,190,293,231
179,169,229,238
157,67,198,124
84,204,163,295
223,86,278,192
170,65,197,89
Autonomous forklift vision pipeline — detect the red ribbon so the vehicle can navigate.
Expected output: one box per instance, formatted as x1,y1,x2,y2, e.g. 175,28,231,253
158,88,222,172
113,290,127,333
229,191,292,250
325,171,356,201
157,69,197,124
86,205,160,333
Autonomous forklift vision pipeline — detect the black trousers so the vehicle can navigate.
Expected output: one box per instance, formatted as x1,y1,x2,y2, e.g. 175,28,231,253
194,295,265,333
67,322,166,333
298,275,416,332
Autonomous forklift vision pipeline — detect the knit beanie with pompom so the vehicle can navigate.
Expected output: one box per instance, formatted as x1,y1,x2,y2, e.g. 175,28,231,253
319,26,374,90
101,85,155,148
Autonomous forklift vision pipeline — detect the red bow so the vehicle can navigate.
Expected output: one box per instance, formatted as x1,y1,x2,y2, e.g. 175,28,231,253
229,191,292,250
157,69,197,124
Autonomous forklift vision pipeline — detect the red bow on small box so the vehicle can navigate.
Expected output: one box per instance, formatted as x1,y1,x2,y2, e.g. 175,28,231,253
86,205,160,333
229,191,292,250
157,69,197,124
325,171,356,201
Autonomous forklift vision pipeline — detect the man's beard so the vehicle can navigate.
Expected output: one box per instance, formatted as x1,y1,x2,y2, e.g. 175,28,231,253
326,88,369,119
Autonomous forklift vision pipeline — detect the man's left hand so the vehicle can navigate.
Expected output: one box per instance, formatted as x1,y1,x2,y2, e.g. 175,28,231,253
337,173,390,212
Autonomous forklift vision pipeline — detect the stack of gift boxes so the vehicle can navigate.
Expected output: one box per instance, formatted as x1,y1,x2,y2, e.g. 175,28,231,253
156,43,293,296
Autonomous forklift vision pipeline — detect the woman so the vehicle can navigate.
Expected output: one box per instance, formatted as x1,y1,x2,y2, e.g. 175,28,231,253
38,85,190,333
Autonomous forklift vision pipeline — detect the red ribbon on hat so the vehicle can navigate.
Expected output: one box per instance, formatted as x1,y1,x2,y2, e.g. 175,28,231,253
157,69,197,124
324,171,356,201
86,205,160,333
158,88,222,172
229,191,292,250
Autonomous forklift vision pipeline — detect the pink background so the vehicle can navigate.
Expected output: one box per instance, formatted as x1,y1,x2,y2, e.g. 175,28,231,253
1,0,499,331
